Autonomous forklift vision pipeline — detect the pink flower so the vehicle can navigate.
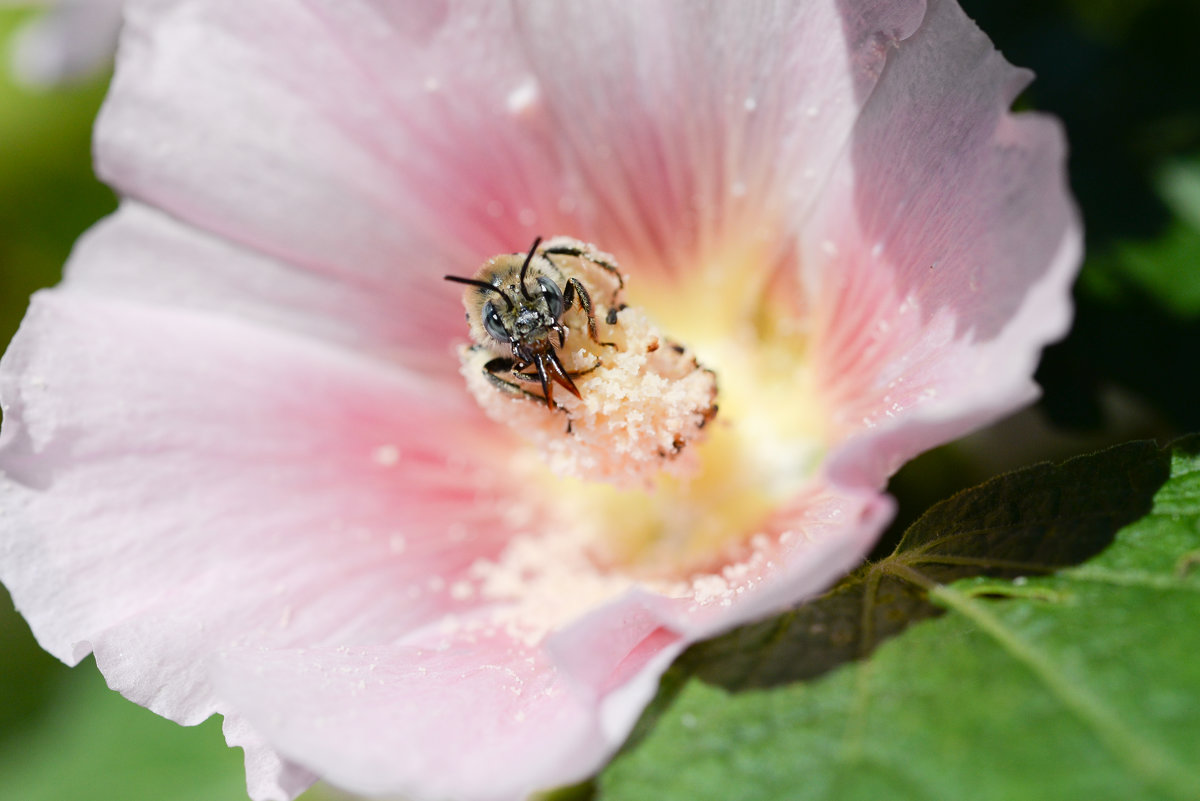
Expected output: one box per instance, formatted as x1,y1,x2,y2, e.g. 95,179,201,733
0,1,1079,800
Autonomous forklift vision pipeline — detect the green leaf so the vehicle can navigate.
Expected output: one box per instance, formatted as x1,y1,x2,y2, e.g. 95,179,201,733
0,658,248,801
600,438,1200,801
1082,157,1200,319
678,439,1169,692
0,649,354,801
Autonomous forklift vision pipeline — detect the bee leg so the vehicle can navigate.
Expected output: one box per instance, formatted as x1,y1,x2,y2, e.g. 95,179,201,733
532,356,555,409
482,358,590,434
539,351,582,403
541,241,625,291
482,356,550,404
583,251,625,310
485,356,581,416
504,353,598,384
563,278,616,349
514,360,600,383
542,240,625,310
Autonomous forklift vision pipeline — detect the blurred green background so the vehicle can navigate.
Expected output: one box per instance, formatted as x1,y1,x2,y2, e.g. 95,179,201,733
0,1,1197,799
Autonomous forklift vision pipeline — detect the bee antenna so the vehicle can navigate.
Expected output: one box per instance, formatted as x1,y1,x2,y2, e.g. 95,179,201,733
518,236,542,300
443,275,514,311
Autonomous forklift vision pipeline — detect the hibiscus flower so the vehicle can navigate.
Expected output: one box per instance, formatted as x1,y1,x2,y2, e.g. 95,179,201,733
0,1,1079,799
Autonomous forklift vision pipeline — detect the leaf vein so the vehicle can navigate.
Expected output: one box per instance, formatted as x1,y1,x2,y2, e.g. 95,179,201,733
921,575,1200,801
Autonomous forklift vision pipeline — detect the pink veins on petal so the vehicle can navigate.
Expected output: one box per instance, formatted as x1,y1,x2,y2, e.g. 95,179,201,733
0,1,1080,801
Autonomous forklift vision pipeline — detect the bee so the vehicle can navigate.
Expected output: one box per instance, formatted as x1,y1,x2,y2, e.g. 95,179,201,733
445,237,624,409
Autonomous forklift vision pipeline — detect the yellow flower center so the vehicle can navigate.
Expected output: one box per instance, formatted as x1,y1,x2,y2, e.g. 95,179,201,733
457,239,829,580
563,250,829,577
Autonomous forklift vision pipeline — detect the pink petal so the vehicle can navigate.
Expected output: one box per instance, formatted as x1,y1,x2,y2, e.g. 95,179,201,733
497,0,926,277
66,201,462,379
662,484,896,637
803,0,1081,486
98,0,924,284
214,628,682,801
98,0,478,357
222,716,319,801
210,479,889,800
0,289,529,794
0,283,894,797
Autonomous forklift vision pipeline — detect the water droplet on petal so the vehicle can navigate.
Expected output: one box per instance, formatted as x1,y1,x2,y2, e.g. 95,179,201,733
507,79,540,114
372,444,400,466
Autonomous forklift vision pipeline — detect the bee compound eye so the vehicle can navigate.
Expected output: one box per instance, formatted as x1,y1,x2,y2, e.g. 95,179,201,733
481,301,509,343
537,276,564,319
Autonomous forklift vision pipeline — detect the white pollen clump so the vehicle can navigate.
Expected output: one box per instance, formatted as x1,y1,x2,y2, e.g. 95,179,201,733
460,304,717,488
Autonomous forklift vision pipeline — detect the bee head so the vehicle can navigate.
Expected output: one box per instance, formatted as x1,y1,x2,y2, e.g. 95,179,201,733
508,236,565,337
445,237,568,355
489,274,564,346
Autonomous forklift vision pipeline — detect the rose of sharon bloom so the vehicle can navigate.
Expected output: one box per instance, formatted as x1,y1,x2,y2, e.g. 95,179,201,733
2,0,125,87
0,1,1079,800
